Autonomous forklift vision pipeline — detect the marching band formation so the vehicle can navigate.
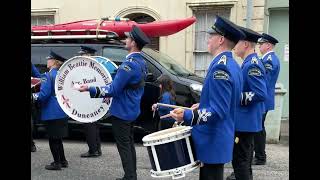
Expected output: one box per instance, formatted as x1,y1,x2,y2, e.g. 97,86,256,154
31,15,280,180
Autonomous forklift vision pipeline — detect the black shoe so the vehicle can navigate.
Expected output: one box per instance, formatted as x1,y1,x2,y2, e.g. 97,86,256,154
61,160,68,168
98,149,102,156
80,151,100,158
252,158,266,165
115,178,125,180
45,162,61,170
226,172,235,180
31,145,37,152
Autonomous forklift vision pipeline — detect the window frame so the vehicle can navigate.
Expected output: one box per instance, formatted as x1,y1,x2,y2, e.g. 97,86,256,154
189,3,234,77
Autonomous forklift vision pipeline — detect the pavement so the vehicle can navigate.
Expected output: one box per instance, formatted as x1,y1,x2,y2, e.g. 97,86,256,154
31,137,288,180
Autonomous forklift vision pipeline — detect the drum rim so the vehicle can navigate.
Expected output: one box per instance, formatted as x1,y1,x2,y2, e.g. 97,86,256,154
142,126,192,146
92,56,118,69
55,55,114,123
150,160,200,179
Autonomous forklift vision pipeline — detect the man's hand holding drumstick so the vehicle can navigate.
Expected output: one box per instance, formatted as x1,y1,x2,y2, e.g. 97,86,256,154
155,103,200,122
170,108,185,122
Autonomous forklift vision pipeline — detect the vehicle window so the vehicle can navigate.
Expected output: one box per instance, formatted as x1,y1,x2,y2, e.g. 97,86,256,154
42,46,82,60
142,48,195,77
31,46,43,65
102,47,161,79
102,47,127,63
36,64,49,74
31,46,82,65
145,60,161,79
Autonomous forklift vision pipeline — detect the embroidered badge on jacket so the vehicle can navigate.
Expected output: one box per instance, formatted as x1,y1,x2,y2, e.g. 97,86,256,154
122,65,132,72
264,63,273,70
41,76,48,82
213,70,229,80
248,68,262,76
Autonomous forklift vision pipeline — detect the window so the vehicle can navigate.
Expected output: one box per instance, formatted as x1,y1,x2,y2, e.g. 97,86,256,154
31,15,55,26
102,47,127,64
193,7,231,77
144,59,161,80
31,45,85,70
142,48,193,77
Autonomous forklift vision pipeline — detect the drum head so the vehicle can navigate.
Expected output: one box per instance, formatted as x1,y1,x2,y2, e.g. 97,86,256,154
142,126,192,146
55,56,114,123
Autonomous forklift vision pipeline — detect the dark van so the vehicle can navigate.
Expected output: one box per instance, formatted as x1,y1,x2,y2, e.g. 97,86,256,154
31,41,204,136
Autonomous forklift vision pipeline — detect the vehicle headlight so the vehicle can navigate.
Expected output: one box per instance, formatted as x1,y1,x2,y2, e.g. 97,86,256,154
190,83,203,93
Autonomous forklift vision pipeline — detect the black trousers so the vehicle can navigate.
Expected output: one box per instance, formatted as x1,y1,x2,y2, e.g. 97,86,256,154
111,116,137,180
232,132,255,180
199,163,224,180
253,111,268,161
49,138,67,163
84,122,101,152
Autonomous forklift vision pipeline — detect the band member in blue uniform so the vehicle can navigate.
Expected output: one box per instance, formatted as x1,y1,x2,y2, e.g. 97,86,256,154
170,16,245,180
31,62,41,152
32,51,69,170
77,25,150,180
31,62,41,78
77,46,102,158
252,33,280,165
226,26,267,180
151,75,176,130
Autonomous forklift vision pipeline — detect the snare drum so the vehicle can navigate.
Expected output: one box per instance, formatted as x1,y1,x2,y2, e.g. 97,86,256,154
55,56,118,123
142,126,200,179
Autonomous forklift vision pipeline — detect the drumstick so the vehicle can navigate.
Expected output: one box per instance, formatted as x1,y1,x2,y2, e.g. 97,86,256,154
160,113,172,119
156,103,193,110
160,108,184,119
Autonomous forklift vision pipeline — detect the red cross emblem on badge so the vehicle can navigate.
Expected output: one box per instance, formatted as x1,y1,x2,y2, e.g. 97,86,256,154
62,95,71,108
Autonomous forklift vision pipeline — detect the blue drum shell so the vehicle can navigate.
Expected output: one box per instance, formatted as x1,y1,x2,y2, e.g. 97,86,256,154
94,56,118,79
147,138,191,171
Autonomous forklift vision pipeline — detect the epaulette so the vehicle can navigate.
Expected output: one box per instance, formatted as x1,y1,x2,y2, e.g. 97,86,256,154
267,55,272,61
251,56,258,64
217,55,227,65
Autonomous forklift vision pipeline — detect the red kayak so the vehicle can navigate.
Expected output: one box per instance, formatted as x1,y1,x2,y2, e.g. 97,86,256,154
31,17,196,38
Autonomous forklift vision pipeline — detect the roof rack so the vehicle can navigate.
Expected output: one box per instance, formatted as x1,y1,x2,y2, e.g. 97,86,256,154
100,17,130,21
31,30,119,40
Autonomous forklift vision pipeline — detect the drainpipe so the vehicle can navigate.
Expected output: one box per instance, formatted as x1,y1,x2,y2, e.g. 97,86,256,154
246,0,253,28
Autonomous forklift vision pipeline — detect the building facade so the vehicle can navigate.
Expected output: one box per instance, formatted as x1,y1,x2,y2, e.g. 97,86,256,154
31,0,265,74
32,0,288,119
263,0,289,120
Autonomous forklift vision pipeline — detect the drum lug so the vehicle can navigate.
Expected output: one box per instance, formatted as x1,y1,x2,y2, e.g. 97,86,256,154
172,169,185,179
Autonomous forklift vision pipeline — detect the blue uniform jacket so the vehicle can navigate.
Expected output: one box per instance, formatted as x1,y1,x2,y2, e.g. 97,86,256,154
31,63,41,78
261,51,280,111
33,68,68,121
89,52,147,121
235,53,267,132
183,51,243,164
158,91,176,122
